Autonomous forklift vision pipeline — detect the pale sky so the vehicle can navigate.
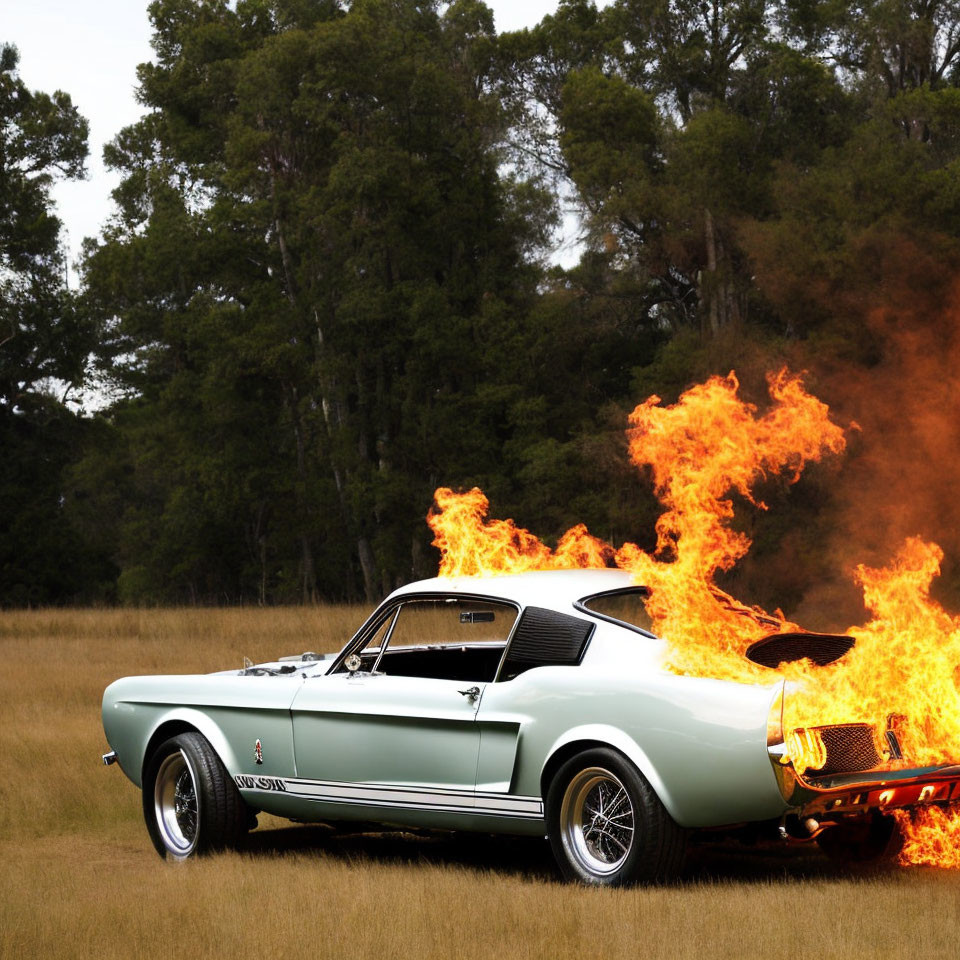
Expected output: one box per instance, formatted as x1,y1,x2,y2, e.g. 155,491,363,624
4,0,584,276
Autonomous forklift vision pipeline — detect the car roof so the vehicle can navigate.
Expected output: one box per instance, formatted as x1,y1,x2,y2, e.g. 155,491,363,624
385,568,640,612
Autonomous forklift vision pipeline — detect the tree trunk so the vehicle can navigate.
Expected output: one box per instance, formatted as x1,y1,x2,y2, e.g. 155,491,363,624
357,536,377,602
284,383,317,597
300,533,317,604
703,207,720,336
315,310,383,600
270,168,321,603
259,535,267,607
411,531,425,581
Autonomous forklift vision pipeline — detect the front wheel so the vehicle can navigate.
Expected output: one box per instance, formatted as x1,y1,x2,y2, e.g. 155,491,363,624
546,748,685,886
143,731,248,860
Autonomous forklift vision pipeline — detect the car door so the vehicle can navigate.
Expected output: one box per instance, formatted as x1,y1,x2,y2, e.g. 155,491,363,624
288,596,516,813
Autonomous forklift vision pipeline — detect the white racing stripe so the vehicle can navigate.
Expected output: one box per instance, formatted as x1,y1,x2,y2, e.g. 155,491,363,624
234,773,543,819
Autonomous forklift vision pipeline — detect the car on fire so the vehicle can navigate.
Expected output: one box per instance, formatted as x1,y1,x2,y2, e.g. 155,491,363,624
101,569,960,884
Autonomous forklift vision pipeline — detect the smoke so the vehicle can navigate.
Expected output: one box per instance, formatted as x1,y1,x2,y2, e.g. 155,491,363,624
790,245,960,627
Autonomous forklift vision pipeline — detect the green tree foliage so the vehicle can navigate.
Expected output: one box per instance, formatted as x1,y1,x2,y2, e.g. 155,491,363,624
7,1,960,610
0,43,89,414
0,44,115,604
506,1,858,336
77,0,652,604
497,0,960,615
502,0,960,343
782,0,960,98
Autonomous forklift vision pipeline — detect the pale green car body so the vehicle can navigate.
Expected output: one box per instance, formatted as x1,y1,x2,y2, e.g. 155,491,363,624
102,569,793,838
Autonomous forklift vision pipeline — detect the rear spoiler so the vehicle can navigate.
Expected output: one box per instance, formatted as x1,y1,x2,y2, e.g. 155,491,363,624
746,632,854,668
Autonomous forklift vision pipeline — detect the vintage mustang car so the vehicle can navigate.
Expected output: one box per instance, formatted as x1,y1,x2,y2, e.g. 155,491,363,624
101,569,960,884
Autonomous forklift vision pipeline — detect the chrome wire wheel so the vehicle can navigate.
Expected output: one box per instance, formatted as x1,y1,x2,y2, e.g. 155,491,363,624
559,766,636,878
154,750,200,857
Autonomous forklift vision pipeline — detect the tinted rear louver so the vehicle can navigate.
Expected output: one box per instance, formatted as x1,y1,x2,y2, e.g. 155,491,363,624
745,632,855,668
814,723,882,776
498,606,594,681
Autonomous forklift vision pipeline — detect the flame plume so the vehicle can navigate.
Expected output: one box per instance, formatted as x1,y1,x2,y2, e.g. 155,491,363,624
897,807,960,869
786,537,960,753
617,369,846,679
427,368,960,868
427,487,612,577
431,369,847,679
787,539,960,865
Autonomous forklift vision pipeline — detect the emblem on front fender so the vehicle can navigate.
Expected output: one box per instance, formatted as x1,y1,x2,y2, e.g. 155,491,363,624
254,739,263,765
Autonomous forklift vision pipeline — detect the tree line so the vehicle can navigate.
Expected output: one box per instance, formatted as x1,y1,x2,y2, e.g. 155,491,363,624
4,0,960,610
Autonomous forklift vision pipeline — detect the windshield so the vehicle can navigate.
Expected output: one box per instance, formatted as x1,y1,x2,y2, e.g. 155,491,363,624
577,588,656,637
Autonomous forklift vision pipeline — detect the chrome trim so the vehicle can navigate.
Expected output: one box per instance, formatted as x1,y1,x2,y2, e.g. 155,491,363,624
154,750,200,856
234,774,544,819
559,765,635,877
370,606,401,675
102,750,118,766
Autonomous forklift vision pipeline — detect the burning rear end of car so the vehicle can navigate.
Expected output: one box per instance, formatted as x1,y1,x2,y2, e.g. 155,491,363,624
766,690,960,861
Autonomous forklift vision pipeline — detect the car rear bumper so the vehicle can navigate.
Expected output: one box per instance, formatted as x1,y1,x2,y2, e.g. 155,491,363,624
773,758,960,819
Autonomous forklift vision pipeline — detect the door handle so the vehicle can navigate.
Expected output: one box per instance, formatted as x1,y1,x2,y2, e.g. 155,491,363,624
458,686,480,701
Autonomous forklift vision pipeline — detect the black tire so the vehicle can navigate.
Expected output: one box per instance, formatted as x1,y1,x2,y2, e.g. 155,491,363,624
816,813,903,866
546,747,686,886
142,731,248,860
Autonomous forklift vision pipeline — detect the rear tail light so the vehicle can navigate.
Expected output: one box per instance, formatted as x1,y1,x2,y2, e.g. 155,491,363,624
785,726,827,773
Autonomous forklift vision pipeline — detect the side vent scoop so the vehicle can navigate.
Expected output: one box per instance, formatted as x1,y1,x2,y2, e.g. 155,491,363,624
745,632,855,668
499,606,594,681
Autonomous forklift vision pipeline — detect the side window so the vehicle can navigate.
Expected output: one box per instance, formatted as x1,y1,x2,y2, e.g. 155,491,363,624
388,599,514,647
344,598,518,682
578,589,654,634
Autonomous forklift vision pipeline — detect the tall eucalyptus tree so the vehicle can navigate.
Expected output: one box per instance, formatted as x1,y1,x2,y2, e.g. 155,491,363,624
84,0,546,602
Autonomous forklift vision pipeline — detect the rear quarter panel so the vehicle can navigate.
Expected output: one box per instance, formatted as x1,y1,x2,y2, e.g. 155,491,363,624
480,627,788,829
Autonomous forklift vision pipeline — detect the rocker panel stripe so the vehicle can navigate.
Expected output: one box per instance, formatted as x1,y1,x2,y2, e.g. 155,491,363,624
234,774,543,818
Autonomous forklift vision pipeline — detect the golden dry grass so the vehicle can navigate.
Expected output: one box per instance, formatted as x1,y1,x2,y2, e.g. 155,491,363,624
2,606,959,960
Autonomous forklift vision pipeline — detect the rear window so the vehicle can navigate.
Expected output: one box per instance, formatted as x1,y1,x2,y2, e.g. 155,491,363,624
578,588,655,636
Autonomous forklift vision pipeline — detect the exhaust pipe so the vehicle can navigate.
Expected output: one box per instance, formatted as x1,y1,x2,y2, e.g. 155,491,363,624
779,812,826,841
102,751,118,766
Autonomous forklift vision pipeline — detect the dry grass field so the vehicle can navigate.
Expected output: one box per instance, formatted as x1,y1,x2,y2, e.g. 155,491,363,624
2,607,959,960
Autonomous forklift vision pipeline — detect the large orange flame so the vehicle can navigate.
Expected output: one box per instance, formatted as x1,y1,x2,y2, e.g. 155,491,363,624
787,538,960,866
617,369,846,677
427,367,960,867
430,369,847,676
785,537,960,752
897,806,960,869
428,488,612,576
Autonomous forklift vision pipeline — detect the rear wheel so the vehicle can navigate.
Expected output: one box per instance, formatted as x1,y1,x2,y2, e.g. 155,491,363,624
546,748,685,886
143,732,248,860
816,813,903,866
